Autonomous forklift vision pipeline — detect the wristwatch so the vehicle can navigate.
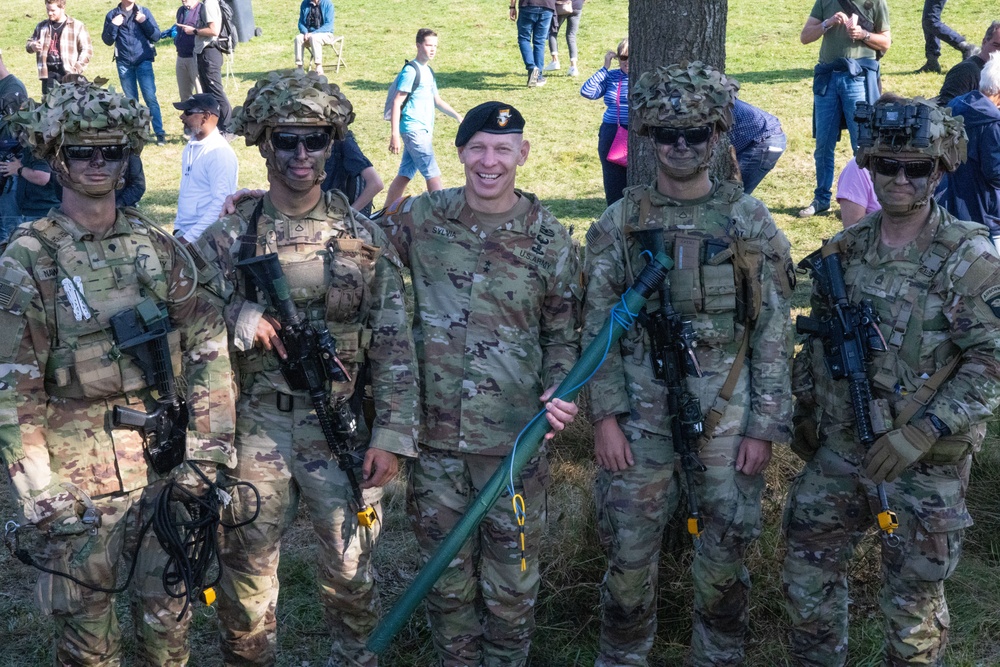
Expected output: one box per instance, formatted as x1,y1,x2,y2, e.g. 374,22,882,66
925,413,952,438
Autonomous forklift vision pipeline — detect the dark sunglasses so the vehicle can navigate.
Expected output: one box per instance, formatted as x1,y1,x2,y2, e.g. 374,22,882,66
182,109,207,116
618,55,628,61
650,125,713,146
270,130,332,152
870,156,936,179
62,144,128,162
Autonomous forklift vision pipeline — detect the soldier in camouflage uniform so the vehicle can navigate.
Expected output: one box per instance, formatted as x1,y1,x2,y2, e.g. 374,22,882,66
0,79,236,666
377,101,581,667
582,62,795,667
784,95,1000,666
191,70,419,667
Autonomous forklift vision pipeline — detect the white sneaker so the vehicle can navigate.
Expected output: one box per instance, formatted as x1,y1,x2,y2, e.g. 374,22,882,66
544,60,560,71
568,65,578,76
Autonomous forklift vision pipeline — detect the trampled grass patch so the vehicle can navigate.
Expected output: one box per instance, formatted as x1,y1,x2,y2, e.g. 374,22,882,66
2,0,1000,664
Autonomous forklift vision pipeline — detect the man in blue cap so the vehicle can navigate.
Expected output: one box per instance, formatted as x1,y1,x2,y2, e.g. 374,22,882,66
377,101,581,666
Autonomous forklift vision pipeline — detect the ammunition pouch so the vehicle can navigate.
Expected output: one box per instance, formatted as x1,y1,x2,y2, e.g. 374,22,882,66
45,329,182,399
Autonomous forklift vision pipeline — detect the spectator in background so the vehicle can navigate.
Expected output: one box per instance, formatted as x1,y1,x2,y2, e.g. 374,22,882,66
0,144,62,243
322,131,383,216
938,21,1000,106
544,0,584,77
730,99,786,195
385,29,463,207
581,38,628,205
103,0,166,146
939,54,1000,235
836,157,879,227
918,0,978,74
797,0,891,218
0,51,28,243
115,153,146,208
166,0,204,102
25,0,93,95
511,0,555,87
183,0,232,132
294,0,336,77
173,93,238,241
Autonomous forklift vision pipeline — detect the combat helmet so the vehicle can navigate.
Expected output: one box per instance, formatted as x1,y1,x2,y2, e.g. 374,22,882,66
231,69,355,147
631,61,740,136
855,96,967,172
9,77,150,172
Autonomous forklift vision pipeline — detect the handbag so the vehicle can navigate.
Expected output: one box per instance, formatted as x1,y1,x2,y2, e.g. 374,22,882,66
606,79,628,167
556,1,575,16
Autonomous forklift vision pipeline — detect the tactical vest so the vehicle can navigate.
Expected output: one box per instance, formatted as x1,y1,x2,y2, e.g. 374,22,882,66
828,212,990,462
233,196,378,394
26,214,181,400
623,184,767,345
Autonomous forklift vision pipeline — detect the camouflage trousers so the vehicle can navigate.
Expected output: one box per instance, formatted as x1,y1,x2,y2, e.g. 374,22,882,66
594,426,764,667
217,392,385,667
782,440,972,666
34,484,195,666
406,448,550,667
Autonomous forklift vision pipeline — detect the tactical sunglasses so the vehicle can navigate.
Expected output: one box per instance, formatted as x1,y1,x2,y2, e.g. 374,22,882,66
270,130,332,152
182,109,207,116
62,144,128,162
870,156,936,179
650,125,713,146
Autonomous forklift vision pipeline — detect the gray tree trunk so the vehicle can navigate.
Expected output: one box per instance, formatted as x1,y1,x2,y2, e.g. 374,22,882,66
627,0,733,188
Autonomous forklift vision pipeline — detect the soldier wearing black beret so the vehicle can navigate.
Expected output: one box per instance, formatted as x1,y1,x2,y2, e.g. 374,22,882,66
376,101,582,665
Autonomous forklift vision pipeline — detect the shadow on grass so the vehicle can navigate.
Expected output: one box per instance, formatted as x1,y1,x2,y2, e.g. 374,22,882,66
729,67,814,85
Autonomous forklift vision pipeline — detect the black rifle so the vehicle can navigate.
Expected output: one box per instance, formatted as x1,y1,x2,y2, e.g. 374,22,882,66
633,230,707,547
796,247,898,542
237,253,376,528
110,298,188,474
0,139,20,195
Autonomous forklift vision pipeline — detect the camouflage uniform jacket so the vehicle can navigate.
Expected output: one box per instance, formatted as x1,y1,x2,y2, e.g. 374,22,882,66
0,208,236,526
379,188,581,456
794,202,1000,458
196,191,419,458
583,182,794,443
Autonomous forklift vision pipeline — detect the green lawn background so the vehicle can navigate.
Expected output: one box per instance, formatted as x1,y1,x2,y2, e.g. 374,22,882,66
3,0,1000,665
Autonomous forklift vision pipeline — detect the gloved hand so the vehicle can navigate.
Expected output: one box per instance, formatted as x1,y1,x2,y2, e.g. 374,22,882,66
169,461,219,499
863,422,936,484
791,416,820,463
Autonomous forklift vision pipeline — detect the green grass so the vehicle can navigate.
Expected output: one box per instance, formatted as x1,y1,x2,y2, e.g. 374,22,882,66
2,0,1000,665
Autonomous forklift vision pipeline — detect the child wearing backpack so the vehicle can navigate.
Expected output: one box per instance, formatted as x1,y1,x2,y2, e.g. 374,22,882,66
186,0,233,131
383,28,463,207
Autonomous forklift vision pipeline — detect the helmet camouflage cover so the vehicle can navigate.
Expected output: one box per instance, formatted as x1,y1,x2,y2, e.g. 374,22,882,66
232,69,355,146
855,96,967,172
9,77,150,162
631,61,740,136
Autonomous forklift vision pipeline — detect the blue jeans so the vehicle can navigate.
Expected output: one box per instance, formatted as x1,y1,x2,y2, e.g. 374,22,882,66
597,121,628,206
737,131,787,196
517,6,553,71
812,70,864,208
117,59,164,138
922,0,966,59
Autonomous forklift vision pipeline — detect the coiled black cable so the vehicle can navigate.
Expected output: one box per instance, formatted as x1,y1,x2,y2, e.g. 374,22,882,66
5,463,260,619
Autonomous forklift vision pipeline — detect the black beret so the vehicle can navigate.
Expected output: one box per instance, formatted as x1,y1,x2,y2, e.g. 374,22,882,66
455,101,526,147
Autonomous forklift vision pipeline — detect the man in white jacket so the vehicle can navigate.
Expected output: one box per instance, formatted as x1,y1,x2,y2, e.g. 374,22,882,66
174,92,238,240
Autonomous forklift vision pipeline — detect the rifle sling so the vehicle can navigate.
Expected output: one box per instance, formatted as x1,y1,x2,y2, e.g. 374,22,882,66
892,355,961,429
238,199,266,302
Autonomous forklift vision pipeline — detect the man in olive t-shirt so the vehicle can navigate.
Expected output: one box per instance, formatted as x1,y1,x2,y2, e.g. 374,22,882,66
797,0,891,218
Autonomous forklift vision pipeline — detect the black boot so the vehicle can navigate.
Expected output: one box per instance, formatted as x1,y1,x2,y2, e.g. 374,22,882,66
916,57,942,73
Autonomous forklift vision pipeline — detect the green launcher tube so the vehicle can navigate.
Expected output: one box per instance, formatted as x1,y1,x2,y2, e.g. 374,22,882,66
367,251,672,654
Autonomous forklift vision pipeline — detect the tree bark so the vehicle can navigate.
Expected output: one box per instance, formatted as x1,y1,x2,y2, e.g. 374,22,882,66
627,0,731,188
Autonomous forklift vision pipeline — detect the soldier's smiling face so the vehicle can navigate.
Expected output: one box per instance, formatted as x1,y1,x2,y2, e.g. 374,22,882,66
263,125,332,191
457,132,529,208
